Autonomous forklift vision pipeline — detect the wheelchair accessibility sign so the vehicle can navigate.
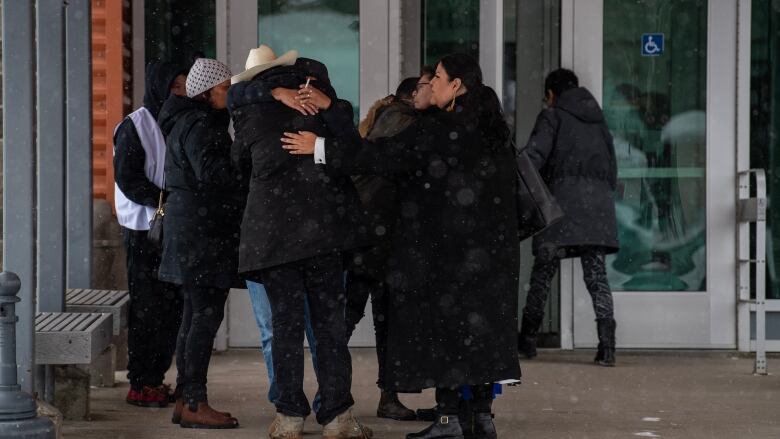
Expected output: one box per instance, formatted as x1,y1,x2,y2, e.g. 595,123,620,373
641,33,664,56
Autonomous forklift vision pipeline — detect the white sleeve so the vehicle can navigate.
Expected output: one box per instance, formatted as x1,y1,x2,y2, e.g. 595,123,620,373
314,137,327,164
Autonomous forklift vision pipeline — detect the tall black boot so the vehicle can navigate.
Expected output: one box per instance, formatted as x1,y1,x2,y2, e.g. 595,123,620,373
406,415,465,439
459,398,474,438
594,318,616,367
518,314,541,359
471,413,497,439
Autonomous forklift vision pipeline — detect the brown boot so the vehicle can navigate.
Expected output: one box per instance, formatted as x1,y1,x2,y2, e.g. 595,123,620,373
268,413,305,439
171,398,232,424
322,407,373,439
179,401,238,429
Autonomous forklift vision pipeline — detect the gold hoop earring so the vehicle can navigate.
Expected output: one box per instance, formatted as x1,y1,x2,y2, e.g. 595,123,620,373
447,94,457,112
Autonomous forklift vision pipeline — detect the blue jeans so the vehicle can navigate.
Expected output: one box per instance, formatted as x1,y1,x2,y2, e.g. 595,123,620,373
246,281,321,411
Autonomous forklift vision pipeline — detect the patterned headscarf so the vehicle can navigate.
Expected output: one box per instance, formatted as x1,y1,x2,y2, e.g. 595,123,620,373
186,58,232,98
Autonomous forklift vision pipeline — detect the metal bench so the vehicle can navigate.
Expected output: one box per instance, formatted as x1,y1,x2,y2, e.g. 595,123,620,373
35,312,113,365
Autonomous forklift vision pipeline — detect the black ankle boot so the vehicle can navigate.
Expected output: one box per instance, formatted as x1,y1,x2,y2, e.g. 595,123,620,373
471,412,497,439
518,316,541,359
417,407,438,422
377,390,417,421
406,415,465,439
594,318,616,367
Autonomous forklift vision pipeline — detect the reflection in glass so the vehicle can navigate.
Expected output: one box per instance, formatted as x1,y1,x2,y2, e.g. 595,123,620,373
258,0,359,121
603,0,707,291
145,0,216,66
750,0,780,300
422,0,479,66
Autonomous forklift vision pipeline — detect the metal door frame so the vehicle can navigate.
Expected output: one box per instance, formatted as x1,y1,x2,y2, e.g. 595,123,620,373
560,0,738,349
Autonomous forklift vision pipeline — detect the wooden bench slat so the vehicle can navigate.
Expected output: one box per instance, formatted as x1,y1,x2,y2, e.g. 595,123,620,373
51,313,85,332
65,289,130,336
66,288,85,298
70,314,101,332
80,290,107,304
36,312,55,327
67,289,91,302
37,313,58,330
35,311,113,365
95,292,118,305
40,313,70,331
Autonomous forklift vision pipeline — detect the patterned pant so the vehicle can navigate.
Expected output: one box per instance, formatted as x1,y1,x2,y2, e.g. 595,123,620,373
522,248,614,332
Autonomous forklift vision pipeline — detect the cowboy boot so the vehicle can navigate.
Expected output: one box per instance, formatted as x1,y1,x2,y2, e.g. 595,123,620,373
377,391,417,421
268,413,305,439
406,414,465,439
322,407,373,439
179,401,239,429
595,318,616,367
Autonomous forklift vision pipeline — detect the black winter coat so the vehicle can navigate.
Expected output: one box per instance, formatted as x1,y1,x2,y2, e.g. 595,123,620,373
523,87,619,258
228,66,369,274
354,101,418,241
157,95,244,288
114,62,187,208
321,95,521,391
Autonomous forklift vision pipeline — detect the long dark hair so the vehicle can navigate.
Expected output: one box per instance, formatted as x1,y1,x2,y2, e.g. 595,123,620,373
438,53,509,147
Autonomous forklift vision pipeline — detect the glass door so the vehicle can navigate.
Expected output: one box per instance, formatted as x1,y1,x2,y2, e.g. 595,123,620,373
563,0,737,348
748,0,780,349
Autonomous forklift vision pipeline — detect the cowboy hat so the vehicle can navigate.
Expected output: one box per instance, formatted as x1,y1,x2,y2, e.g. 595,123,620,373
231,45,299,84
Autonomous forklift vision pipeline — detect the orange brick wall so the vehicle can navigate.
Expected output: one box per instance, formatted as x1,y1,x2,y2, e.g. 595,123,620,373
92,0,132,208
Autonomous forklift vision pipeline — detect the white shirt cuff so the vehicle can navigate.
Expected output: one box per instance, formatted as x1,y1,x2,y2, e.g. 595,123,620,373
314,137,326,164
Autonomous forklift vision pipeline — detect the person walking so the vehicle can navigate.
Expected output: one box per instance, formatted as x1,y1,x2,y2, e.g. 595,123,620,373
346,77,422,422
229,45,372,439
517,68,619,367
113,61,187,408
282,53,521,439
157,58,242,428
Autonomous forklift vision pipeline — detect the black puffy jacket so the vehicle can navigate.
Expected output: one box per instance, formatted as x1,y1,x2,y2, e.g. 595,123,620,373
523,87,619,258
157,95,244,287
113,62,187,208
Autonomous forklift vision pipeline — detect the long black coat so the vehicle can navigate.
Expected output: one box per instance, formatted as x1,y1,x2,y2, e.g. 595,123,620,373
524,87,619,258
321,96,521,391
157,95,244,288
228,66,369,274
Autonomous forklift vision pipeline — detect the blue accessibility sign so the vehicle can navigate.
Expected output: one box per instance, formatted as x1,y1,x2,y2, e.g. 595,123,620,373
641,33,664,56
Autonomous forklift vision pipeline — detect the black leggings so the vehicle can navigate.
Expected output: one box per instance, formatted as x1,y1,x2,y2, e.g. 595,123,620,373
175,285,229,408
345,245,391,390
523,248,614,332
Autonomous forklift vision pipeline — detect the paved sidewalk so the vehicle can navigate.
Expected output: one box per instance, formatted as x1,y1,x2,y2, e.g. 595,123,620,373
63,349,780,439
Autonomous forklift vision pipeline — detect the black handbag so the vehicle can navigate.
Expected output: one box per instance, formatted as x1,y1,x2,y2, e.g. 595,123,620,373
514,146,565,241
147,191,165,246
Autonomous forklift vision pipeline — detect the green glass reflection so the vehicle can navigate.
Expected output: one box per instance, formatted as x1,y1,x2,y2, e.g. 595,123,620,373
603,0,708,291
422,0,479,66
750,0,780,300
258,0,359,121
145,0,216,66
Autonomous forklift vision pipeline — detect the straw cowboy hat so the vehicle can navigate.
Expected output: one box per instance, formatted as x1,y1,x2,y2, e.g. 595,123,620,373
231,45,299,84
